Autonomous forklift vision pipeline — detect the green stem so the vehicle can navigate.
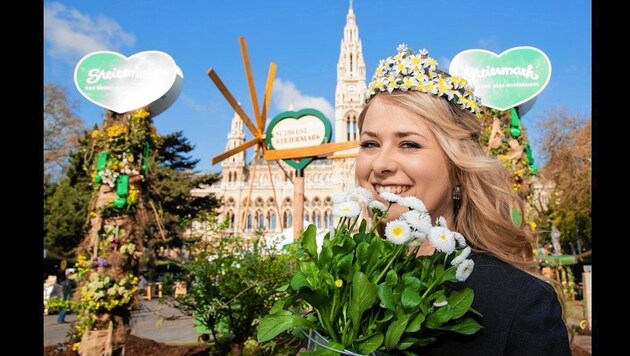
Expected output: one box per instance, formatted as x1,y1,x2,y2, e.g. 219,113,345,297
421,253,446,299
373,244,405,284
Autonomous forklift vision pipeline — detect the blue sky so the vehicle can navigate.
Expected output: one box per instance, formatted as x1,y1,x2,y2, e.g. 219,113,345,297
44,0,591,173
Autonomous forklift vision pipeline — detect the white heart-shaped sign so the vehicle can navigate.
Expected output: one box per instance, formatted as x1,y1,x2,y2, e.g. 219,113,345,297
74,51,183,116
449,47,552,111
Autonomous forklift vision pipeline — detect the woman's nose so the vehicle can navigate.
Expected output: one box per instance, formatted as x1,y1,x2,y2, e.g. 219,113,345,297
371,147,397,175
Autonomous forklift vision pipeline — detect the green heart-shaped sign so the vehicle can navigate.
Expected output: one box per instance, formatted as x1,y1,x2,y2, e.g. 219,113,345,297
449,46,551,111
74,51,183,115
265,109,332,170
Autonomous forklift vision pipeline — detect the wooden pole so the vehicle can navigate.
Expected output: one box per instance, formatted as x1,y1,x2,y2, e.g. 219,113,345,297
293,169,304,241
267,161,283,230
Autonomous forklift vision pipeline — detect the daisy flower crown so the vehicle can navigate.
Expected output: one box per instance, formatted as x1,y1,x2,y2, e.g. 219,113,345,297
366,44,483,118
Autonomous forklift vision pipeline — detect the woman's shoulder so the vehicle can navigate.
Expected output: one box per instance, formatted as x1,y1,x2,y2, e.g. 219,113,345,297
466,252,559,304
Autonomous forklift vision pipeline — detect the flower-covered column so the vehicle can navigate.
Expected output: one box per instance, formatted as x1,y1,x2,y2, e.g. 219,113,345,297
71,108,158,355
479,108,538,227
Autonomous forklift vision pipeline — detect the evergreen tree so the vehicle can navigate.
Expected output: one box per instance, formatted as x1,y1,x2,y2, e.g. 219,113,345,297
44,130,95,256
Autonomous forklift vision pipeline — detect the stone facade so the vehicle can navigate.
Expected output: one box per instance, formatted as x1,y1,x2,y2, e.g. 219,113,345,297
191,5,365,240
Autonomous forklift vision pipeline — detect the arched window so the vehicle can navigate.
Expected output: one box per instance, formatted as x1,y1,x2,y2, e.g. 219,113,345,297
256,210,265,229
226,210,235,229
270,212,277,230
246,212,253,231
325,210,333,229
284,210,293,228
313,210,322,229
346,113,358,141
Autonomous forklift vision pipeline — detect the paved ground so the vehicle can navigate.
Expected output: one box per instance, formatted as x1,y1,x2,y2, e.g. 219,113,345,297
44,300,592,354
44,300,200,347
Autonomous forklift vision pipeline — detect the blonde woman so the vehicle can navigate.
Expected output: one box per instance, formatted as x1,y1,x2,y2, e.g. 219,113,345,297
355,44,570,355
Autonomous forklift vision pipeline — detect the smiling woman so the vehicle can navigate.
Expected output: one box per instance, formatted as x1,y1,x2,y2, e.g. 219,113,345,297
351,44,572,355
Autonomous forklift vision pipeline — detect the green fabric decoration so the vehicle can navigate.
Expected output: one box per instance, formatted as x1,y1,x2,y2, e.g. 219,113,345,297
96,151,108,170
511,208,522,226
113,197,127,209
142,142,150,175
116,175,129,197
509,108,522,138
94,151,109,183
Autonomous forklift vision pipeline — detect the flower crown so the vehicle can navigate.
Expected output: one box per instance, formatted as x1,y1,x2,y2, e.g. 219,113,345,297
366,44,483,118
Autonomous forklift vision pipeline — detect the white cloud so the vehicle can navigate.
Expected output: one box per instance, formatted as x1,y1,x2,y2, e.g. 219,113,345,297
179,94,207,112
272,78,334,121
477,36,500,53
440,56,451,72
44,2,135,64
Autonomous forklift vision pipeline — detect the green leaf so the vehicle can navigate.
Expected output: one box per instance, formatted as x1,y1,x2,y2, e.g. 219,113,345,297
290,271,310,290
405,336,437,348
256,310,294,342
336,253,354,280
425,307,454,329
439,265,458,283
303,224,318,258
356,332,384,354
448,288,474,319
384,313,410,349
438,317,483,335
401,287,421,308
365,237,385,271
349,271,378,337
385,269,398,286
269,295,298,313
402,274,421,292
319,242,333,266
377,283,396,311
405,311,425,332
355,241,369,268
397,336,417,350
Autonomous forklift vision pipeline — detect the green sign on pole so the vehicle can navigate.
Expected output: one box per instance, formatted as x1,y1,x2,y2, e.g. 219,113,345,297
265,108,332,170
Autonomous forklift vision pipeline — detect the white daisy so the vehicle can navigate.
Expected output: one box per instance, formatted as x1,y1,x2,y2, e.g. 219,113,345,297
384,219,412,245
368,200,388,214
451,246,471,266
349,187,373,207
453,232,467,248
408,230,427,247
379,191,401,203
401,210,433,235
332,201,361,218
428,226,456,255
397,196,427,212
456,259,475,281
436,216,448,228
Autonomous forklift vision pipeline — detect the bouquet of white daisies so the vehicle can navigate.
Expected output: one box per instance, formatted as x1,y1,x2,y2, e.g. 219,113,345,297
257,187,481,355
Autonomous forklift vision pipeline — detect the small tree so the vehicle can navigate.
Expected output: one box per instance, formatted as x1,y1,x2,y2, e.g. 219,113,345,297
171,215,296,355
44,83,87,184
536,109,591,253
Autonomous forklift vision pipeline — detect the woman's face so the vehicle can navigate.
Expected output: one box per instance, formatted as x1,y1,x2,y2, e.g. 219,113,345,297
356,96,455,225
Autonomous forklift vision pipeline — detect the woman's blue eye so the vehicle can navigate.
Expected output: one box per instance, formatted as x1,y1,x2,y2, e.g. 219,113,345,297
359,141,379,149
401,141,421,149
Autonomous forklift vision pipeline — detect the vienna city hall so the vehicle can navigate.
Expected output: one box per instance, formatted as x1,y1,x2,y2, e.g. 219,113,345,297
191,6,365,241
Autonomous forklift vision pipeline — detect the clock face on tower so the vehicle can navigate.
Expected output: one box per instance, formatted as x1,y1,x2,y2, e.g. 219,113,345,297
347,85,355,93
